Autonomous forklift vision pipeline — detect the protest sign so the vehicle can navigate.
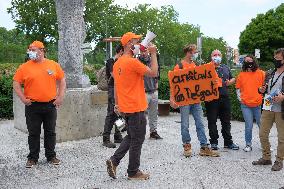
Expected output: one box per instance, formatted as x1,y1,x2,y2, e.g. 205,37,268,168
168,63,220,106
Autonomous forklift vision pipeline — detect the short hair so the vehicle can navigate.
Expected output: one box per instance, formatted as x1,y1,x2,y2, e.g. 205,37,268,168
242,54,259,72
211,49,222,56
115,44,123,54
183,44,196,54
274,48,284,58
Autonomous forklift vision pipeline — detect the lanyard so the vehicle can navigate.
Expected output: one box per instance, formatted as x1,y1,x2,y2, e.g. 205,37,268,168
270,71,284,91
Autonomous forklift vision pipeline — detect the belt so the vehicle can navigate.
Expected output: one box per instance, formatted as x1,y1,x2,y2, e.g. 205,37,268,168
120,111,144,117
145,89,156,94
31,99,56,104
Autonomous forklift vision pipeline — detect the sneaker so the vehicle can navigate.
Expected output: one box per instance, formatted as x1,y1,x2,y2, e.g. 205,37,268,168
199,146,220,157
48,157,60,165
26,159,37,168
106,159,117,179
252,158,272,165
150,132,163,140
224,143,239,150
271,161,283,171
103,141,116,148
211,144,219,150
243,145,252,152
183,143,192,157
128,170,150,180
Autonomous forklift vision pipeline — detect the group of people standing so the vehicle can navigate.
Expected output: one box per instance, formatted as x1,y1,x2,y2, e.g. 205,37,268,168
12,32,284,181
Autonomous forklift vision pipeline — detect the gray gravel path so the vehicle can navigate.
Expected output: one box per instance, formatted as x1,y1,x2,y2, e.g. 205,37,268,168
0,114,283,189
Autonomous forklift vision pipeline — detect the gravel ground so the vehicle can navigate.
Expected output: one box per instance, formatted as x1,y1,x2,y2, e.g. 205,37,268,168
0,113,283,189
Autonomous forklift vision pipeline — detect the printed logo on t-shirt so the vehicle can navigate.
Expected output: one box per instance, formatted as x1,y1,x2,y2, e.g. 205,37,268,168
47,69,54,75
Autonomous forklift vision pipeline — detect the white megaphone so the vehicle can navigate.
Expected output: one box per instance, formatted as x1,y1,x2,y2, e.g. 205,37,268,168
140,30,157,52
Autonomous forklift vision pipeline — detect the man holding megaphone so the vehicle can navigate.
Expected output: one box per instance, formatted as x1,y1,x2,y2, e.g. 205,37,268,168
106,32,158,180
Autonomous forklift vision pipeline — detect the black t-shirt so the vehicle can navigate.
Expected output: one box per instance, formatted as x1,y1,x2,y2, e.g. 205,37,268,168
105,57,117,87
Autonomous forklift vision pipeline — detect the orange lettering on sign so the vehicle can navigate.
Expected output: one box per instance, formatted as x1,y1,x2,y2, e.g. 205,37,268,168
168,63,220,106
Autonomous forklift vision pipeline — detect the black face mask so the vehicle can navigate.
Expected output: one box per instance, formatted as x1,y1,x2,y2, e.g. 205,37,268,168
244,61,254,68
273,59,284,69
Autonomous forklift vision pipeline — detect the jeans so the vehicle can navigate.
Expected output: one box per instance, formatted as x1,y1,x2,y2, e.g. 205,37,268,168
25,101,57,161
102,87,121,138
146,91,158,132
240,104,261,146
205,95,233,146
110,111,147,177
180,103,207,147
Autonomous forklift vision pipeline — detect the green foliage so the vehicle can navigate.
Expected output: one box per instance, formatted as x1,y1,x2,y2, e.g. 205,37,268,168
0,63,18,119
7,1,227,68
239,3,284,62
0,75,13,119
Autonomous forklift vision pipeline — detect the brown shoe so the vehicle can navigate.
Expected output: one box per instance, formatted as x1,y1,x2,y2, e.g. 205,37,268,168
48,157,60,165
271,161,283,171
26,159,37,168
183,143,192,157
252,158,272,165
106,159,117,179
128,170,150,180
199,146,220,157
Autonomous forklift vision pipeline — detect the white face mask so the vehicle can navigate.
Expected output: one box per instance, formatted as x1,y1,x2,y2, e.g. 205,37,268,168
212,56,222,64
192,53,198,61
131,44,140,56
28,51,37,60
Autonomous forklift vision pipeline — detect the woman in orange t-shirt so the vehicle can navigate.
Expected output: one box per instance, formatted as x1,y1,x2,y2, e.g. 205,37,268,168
236,55,265,152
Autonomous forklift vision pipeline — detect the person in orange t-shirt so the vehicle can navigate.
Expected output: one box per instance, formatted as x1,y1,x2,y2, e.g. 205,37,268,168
13,41,66,168
235,55,265,152
106,32,158,180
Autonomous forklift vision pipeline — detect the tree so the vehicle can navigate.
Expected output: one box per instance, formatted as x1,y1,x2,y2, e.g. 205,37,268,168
239,3,284,62
0,27,28,63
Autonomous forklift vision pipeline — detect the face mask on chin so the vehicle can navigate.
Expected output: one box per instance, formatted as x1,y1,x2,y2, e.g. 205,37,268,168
273,59,284,69
191,53,198,61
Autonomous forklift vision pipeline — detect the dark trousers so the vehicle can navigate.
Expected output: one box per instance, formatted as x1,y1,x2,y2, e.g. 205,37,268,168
103,87,120,139
110,112,146,177
25,101,57,161
205,95,233,146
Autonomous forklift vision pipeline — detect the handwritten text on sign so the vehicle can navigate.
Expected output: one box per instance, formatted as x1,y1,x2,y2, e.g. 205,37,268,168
168,63,219,106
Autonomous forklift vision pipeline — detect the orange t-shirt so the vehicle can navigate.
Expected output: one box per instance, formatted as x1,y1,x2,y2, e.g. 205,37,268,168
13,59,65,102
174,60,196,70
113,55,148,113
236,69,265,107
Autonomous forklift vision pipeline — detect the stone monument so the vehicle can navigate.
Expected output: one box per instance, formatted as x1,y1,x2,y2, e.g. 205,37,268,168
13,0,108,142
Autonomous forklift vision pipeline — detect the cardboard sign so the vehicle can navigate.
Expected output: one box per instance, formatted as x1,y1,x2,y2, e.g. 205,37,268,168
168,63,220,106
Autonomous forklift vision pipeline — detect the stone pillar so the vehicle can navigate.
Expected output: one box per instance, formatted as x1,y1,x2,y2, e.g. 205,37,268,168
55,0,86,88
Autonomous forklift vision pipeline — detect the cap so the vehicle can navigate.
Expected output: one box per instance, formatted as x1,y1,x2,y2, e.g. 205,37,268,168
121,32,142,46
29,41,44,49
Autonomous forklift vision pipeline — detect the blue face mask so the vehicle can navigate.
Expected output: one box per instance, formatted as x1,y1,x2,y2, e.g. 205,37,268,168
28,51,37,60
212,56,222,64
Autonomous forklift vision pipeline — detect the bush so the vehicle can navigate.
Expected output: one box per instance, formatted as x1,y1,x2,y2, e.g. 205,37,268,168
0,63,20,119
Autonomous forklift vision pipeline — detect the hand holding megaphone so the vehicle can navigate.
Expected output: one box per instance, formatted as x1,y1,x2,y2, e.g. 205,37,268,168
140,30,157,52
147,43,157,55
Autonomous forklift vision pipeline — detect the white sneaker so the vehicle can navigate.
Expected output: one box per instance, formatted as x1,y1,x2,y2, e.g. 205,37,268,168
243,145,252,152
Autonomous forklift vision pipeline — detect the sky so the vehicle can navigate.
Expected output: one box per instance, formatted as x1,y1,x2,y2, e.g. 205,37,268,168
0,0,283,48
